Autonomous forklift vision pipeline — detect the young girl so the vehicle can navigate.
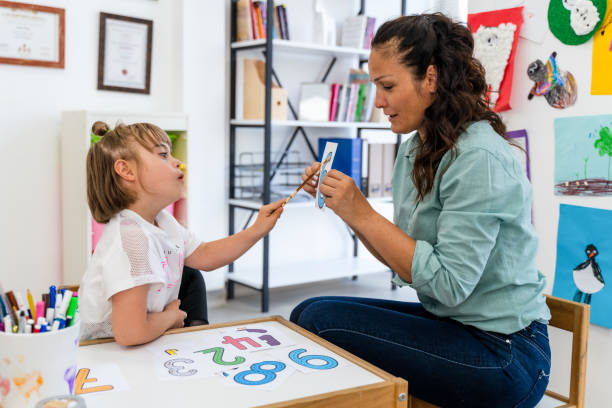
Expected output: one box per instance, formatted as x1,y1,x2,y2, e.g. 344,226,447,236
79,121,284,346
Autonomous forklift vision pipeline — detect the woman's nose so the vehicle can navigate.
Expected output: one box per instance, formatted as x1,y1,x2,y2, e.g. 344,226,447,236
374,89,386,109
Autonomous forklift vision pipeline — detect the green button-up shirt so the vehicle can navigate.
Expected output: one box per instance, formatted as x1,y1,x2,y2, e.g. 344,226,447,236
392,121,550,334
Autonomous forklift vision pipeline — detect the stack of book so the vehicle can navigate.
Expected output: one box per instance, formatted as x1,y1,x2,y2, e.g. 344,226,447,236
236,0,289,41
341,15,376,49
298,69,376,123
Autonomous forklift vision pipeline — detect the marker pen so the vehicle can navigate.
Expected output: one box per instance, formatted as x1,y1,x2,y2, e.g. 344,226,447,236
0,321,3,332
66,297,78,327
39,323,47,333
18,310,26,333
14,291,26,312
51,320,60,331
46,307,55,323
49,285,56,310
54,293,63,322
36,301,45,323
25,323,32,334
54,291,72,329
27,289,36,320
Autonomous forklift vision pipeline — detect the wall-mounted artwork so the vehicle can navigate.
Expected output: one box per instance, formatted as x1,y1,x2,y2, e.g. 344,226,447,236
527,51,577,109
555,114,612,196
468,7,523,112
553,204,611,327
591,9,612,95
548,0,607,45
507,129,531,180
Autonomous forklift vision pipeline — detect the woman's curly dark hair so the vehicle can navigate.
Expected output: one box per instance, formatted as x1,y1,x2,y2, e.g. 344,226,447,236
372,13,508,201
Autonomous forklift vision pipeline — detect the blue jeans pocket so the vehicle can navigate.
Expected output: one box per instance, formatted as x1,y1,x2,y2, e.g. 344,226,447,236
513,369,550,408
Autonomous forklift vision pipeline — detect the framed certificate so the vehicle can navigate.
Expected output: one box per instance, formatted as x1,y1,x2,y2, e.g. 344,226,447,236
0,1,65,68
97,12,153,94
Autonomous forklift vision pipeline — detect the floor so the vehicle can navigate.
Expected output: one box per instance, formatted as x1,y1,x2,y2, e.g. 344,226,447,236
207,271,418,323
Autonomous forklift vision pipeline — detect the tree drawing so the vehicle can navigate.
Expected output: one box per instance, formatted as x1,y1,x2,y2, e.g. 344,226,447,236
594,126,612,185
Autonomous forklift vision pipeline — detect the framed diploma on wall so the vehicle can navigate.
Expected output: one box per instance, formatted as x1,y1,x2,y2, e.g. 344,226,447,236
97,12,153,94
0,1,65,68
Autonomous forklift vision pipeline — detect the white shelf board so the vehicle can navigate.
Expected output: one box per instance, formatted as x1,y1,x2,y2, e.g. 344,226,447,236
228,257,391,289
231,119,390,129
229,197,393,210
231,39,371,58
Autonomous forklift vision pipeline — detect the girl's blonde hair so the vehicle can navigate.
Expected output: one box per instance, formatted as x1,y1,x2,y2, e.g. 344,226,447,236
86,121,171,223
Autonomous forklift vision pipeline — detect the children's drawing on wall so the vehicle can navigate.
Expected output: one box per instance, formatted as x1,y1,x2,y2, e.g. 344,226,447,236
591,7,612,95
548,0,607,45
519,0,549,44
554,204,612,328
468,7,523,112
555,114,612,195
572,244,604,304
506,129,531,180
527,51,577,109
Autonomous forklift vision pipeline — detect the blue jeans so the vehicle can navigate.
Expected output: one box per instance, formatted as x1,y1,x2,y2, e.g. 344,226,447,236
290,296,550,408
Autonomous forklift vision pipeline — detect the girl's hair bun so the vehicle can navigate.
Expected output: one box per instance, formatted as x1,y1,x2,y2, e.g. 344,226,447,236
92,121,110,136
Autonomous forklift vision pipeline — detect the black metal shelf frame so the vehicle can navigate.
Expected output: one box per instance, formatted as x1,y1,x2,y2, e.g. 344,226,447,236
228,0,407,312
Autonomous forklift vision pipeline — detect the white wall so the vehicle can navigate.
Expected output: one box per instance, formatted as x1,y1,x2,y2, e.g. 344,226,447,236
0,0,213,297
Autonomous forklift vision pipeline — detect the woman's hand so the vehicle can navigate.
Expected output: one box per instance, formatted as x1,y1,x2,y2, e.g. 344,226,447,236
318,169,374,227
300,162,321,199
163,299,187,330
252,198,284,237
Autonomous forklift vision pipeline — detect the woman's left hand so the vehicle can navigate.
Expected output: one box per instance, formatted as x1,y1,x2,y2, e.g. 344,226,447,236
318,170,373,227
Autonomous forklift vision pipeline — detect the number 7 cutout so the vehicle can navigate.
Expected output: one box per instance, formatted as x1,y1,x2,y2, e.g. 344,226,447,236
316,142,338,210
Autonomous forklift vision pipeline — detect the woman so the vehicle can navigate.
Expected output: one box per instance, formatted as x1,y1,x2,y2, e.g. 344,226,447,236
290,14,551,408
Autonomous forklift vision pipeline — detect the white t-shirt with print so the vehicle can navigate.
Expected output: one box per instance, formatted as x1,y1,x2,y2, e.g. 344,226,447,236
79,209,201,340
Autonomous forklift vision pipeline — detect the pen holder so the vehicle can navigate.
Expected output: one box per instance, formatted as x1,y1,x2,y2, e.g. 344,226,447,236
0,322,80,408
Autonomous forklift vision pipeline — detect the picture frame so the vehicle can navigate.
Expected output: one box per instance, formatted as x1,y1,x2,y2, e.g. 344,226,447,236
0,1,65,68
97,12,153,94
507,129,531,180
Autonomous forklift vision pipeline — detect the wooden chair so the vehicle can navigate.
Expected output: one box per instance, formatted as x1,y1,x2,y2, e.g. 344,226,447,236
410,295,589,408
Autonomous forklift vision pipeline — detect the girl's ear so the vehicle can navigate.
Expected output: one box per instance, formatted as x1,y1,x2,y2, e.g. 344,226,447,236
114,159,136,182
424,64,438,94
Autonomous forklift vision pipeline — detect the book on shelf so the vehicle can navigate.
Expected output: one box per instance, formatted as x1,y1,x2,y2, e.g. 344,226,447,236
361,141,395,198
318,138,362,187
341,15,376,49
236,1,289,41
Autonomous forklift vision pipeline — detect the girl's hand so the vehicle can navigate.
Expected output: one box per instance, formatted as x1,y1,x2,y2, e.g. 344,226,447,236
301,162,321,198
164,299,187,329
252,198,284,237
318,169,373,226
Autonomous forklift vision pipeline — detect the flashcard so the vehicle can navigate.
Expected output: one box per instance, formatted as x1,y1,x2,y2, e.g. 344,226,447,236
265,346,346,374
74,364,129,396
316,141,338,210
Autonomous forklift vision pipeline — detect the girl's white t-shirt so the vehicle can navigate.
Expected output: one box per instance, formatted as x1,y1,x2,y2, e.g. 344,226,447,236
79,209,201,340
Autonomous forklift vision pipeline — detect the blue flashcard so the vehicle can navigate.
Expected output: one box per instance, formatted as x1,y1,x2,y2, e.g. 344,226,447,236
553,204,612,328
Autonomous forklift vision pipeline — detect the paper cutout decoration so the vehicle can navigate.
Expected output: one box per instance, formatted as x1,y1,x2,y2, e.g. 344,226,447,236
468,7,523,112
591,7,612,94
554,114,612,196
553,204,612,328
527,52,577,109
520,0,549,43
548,0,607,45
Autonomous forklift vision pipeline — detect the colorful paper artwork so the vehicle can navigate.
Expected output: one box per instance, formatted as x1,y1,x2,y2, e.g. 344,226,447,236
553,204,612,327
527,52,577,109
554,114,612,196
507,129,531,180
520,0,549,43
591,8,612,95
468,7,523,112
548,0,607,45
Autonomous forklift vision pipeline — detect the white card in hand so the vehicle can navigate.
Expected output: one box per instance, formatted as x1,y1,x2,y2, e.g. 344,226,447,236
316,142,338,210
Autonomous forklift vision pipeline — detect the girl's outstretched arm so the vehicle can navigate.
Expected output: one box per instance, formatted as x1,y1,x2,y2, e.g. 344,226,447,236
185,199,284,271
